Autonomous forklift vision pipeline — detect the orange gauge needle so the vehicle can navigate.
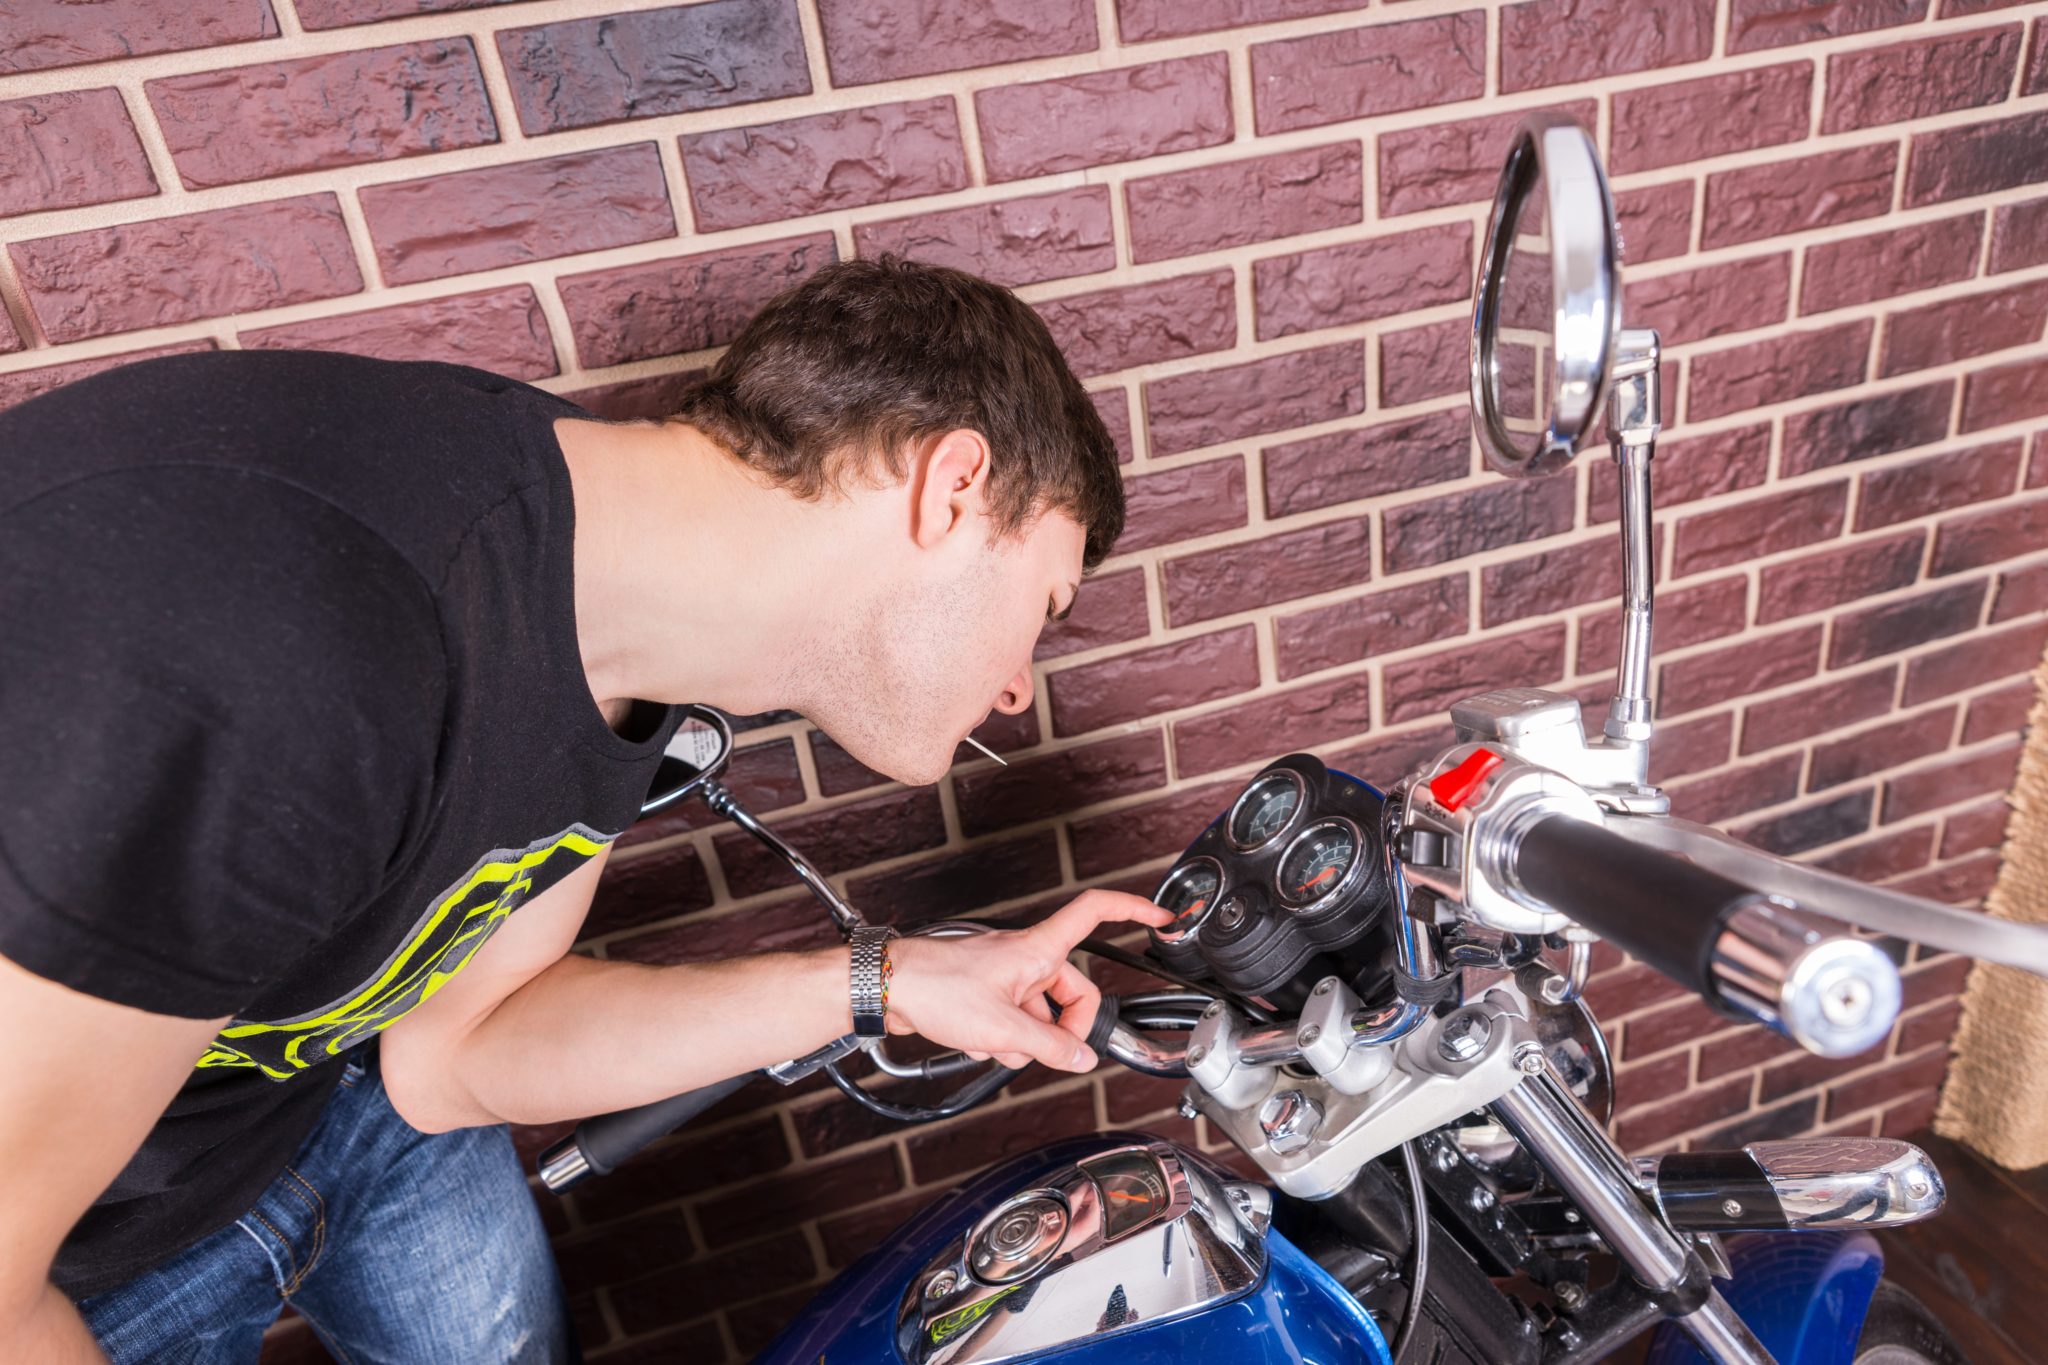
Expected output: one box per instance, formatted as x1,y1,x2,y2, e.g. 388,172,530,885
1299,866,1339,893
1107,1190,1150,1203
1185,898,1208,914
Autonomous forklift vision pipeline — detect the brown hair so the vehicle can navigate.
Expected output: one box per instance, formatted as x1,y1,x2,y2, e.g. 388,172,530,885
668,256,1125,569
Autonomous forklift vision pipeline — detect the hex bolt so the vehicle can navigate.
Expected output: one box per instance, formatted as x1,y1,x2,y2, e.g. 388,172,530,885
1432,1144,1459,1173
1721,1199,1743,1219
1515,1043,1547,1075
1314,979,1335,996
1177,1096,1199,1121
1438,1010,1493,1064
1202,1001,1224,1019
1187,1045,1208,1068
1297,1025,1321,1048
1468,1186,1496,1212
1555,1281,1586,1311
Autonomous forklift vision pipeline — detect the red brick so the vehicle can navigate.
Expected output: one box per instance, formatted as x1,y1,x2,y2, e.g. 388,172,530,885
1810,707,1958,788
1687,320,1874,421
1883,740,2023,821
571,1110,790,1226
1,0,278,74
1827,1046,1949,1122
1579,576,1747,673
565,370,707,424
1127,143,1361,264
1382,624,1567,725
1781,381,1953,477
1613,1051,1695,1115
1610,62,1812,174
1941,797,2011,858
557,233,835,369
728,1285,837,1356
1641,712,1732,786
1904,618,2048,703
1383,477,1576,574
1741,786,1877,854
1478,536,1624,629
1092,388,1136,464
10,195,360,344
1379,319,1467,408
1591,425,1770,521
610,1230,817,1335
496,1,810,136
682,97,966,232
1757,1048,1873,1105
1118,458,1248,553
1730,0,1929,53
1253,222,1472,340
238,285,557,382
1964,677,2036,742
1741,665,1898,754
1144,341,1363,457
1034,270,1236,379
1670,752,1805,823
147,39,493,189
1898,999,1964,1056
359,144,674,286
1699,1025,1801,1081
1328,725,1460,788
1068,777,1242,880
297,0,535,23
1378,99,1599,217
1036,569,1150,661
854,187,1113,289
1828,25,2023,135
1263,409,1468,519
1818,824,1938,881
1048,626,1258,735
1703,143,1898,249
1961,356,2048,432
583,843,716,940
1991,562,2048,623
1937,0,2031,13
976,55,1232,182
1274,575,1470,680
817,0,1093,84
1799,214,1984,315
1617,1064,1752,1144
1881,280,2048,378
1615,181,1696,265
1659,625,1823,716
2030,16,2048,94
956,732,1168,837
818,1187,945,1268
846,830,1064,925
1117,0,1370,41
0,341,215,413
1623,254,1792,347
1932,493,2048,575
1672,482,1847,576
1584,959,1684,1020
1905,109,2048,206
1989,196,2048,274
1164,518,1374,626
554,1209,695,1295
1859,440,2022,532
606,893,841,970
1501,0,1713,92
1831,580,1988,667
713,788,945,897
907,1085,1099,1184
1174,673,1373,777
1888,848,2001,904
1249,13,1484,135
0,89,156,219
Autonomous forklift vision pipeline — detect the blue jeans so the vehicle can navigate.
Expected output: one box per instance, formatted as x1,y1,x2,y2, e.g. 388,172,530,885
76,1049,575,1364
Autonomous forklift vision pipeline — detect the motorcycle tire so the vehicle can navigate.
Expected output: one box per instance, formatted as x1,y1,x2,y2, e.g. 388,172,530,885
1852,1279,1971,1365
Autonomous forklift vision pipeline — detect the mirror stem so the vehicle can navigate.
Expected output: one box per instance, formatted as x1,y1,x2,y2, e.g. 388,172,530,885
1602,328,1663,749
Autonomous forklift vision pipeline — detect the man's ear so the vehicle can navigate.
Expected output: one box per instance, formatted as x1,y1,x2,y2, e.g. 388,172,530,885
908,428,993,551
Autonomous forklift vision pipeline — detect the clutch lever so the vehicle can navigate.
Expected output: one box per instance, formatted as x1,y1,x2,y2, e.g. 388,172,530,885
1611,814,2048,977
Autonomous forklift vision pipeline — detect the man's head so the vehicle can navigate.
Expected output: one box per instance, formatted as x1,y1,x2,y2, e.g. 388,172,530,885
669,257,1124,784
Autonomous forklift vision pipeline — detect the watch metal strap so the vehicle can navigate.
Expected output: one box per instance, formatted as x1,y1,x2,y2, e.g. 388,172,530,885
850,926,898,1038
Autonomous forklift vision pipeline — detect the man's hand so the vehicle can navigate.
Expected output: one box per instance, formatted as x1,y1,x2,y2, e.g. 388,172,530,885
884,889,1171,1074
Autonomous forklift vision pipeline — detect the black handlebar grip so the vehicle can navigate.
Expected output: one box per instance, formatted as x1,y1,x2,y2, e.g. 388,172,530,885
1084,994,1122,1059
538,1073,754,1192
1510,813,1766,999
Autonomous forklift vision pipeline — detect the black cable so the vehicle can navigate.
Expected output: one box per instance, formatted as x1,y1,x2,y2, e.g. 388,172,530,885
822,1058,1021,1123
1071,939,1275,1022
1391,1139,1430,1364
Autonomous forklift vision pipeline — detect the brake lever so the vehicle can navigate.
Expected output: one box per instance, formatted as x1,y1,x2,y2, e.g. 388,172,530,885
1611,814,2048,977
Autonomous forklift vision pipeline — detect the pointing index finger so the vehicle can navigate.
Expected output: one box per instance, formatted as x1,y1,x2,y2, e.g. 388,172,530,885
1032,889,1171,953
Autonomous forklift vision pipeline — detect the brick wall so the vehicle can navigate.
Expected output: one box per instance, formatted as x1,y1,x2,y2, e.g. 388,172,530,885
4,0,2047,1358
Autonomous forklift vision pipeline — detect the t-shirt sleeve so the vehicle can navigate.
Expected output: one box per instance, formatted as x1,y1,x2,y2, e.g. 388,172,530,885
0,465,448,1019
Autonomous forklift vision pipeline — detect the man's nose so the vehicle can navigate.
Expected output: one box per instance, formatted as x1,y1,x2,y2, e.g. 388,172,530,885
994,668,1034,715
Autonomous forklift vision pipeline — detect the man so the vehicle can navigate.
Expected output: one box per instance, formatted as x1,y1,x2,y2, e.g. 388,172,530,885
0,257,1169,1361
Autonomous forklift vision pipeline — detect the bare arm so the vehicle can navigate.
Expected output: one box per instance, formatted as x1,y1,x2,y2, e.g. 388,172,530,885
380,850,1169,1134
0,953,228,1361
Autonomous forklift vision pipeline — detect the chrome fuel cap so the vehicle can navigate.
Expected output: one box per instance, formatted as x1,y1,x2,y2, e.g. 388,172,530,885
968,1193,1068,1285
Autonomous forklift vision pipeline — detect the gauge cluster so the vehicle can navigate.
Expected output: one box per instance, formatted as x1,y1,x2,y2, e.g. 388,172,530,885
1148,753,1393,1007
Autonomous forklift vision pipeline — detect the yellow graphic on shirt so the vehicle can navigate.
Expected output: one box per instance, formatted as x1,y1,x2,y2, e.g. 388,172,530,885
194,825,613,1081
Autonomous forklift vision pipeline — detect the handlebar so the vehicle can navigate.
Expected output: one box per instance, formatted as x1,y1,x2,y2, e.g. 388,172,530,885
1509,813,1900,1058
538,1073,753,1191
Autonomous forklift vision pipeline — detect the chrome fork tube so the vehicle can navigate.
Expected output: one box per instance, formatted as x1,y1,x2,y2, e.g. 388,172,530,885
1490,1049,1777,1365
1353,794,1443,1048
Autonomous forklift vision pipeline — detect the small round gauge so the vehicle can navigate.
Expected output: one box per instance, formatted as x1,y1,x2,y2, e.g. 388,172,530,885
1278,820,1360,908
1227,771,1304,851
1155,858,1224,935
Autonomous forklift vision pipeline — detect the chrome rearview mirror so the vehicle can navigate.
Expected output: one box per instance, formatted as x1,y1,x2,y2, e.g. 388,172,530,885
641,704,735,816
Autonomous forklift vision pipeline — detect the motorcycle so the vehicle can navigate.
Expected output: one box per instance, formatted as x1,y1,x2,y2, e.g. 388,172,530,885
536,115,2035,1364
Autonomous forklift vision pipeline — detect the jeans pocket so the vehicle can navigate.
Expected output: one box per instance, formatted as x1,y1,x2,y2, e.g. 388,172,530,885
337,1055,368,1089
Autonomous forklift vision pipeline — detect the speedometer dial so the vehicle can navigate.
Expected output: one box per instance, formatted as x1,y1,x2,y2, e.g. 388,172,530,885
1278,820,1360,908
1155,859,1223,931
1227,771,1303,851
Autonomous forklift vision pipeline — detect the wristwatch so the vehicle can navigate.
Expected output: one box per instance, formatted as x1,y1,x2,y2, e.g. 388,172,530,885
849,926,900,1038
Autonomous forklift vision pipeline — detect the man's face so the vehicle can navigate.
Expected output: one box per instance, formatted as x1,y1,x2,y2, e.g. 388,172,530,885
810,509,1087,786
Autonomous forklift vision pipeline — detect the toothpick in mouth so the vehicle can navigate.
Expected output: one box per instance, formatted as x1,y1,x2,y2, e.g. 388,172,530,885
964,735,1009,766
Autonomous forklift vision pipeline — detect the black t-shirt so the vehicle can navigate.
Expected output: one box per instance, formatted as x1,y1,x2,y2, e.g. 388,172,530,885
0,350,680,1296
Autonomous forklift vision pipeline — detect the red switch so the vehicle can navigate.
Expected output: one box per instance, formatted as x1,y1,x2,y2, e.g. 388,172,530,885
1428,748,1504,813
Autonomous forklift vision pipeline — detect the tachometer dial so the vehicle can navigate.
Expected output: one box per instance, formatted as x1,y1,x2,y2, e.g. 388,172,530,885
1155,858,1224,936
1227,771,1304,851
1278,821,1360,908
